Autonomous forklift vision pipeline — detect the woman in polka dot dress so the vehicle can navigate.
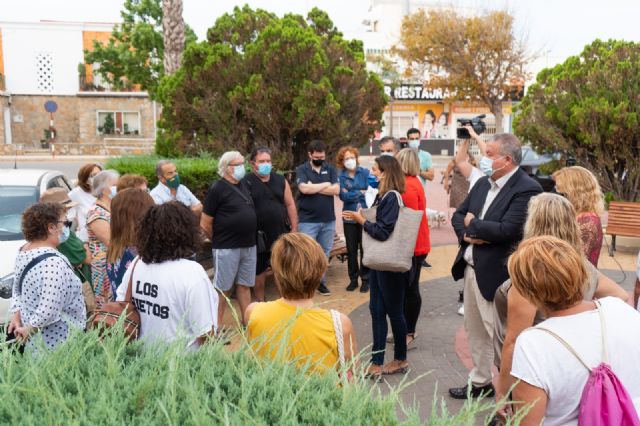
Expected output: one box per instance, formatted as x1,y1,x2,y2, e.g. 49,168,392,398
8,203,85,350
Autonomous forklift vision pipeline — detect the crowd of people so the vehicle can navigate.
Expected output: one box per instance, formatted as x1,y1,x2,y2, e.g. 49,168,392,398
7,129,640,423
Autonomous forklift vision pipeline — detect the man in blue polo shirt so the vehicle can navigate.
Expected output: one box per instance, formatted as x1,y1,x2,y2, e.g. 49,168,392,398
295,140,339,295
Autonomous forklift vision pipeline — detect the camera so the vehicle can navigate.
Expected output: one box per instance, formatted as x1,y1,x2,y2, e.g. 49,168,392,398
456,114,487,139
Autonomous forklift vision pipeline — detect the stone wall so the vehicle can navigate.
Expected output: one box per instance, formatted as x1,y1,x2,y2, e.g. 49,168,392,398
0,93,157,149
0,95,7,145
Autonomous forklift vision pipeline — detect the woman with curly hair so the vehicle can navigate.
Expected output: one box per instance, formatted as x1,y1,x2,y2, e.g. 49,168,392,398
337,146,370,292
116,201,218,348
552,166,605,266
8,203,85,350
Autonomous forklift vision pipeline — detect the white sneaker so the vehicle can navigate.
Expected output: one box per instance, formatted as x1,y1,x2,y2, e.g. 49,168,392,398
457,305,464,316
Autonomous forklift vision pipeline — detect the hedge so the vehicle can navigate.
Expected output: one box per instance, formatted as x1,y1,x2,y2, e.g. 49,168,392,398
106,155,219,202
0,329,421,425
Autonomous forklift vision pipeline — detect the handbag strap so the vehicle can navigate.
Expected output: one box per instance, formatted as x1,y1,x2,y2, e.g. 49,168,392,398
383,190,405,208
534,300,607,373
16,253,58,296
330,309,345,371
222,179,253,206
125,258,141,303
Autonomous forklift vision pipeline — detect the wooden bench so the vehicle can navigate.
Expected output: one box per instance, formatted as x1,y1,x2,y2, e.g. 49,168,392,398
330,234,348,263
605,201,640,255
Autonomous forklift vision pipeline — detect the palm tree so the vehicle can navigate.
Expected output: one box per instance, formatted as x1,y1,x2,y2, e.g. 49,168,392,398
162,0,185,75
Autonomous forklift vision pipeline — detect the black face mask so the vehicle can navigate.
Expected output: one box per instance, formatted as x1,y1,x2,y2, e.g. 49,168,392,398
311,159,324,167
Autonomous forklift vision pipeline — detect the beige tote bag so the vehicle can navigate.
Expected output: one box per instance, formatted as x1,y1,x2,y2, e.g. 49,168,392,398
362,190,423,272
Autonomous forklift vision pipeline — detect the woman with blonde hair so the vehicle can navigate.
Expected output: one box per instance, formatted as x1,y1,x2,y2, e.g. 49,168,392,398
106,188,155,298
246,233,356,374
343,155,408,377
508,236,640,425
394,148,429,348
493,193,628,415
552,166,604,266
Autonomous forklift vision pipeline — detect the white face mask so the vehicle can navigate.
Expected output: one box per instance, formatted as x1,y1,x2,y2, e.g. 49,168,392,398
344,158,357,171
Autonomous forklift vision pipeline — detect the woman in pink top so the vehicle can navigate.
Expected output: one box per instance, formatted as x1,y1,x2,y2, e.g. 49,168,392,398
553,166,604,267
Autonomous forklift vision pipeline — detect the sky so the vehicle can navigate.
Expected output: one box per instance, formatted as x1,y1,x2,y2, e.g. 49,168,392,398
2,0,640,77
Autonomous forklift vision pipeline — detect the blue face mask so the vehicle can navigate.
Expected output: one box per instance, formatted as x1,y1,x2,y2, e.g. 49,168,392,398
408,140,420,150
58,225,70,245
233,165,246,181
367,174,379,189
257,163,272,176
479,156,506,177
109,186,117,199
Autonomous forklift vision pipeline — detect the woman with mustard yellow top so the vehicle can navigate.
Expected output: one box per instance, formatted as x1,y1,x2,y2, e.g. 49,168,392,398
245,233,357,374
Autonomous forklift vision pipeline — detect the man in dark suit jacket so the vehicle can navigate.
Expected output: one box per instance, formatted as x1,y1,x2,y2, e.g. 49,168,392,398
448,133,542,400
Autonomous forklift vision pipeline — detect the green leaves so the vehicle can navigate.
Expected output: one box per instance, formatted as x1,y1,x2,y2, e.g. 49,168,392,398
0,330,418,425
514,39,640,201
157,6,386,168
83,0,196,99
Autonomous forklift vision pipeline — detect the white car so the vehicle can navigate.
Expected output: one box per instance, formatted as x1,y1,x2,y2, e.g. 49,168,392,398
0,169,72,325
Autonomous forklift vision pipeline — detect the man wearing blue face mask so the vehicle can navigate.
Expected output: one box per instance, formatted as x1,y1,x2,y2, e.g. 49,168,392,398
242,146,298,302
150,160,203,217
449,133,542,401
201,151,257,327
407,128,434,187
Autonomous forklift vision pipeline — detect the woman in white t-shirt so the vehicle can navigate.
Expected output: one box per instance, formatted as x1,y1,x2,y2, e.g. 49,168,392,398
117,201,218,349
68,163,102,242
508,236,640,425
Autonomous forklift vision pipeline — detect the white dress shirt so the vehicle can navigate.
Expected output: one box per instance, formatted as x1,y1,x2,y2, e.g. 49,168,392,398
463,167,519,266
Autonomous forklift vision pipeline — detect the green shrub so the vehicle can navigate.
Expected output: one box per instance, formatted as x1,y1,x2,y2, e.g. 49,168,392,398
106,155,219,201
0,330,420,425
604,191,616,210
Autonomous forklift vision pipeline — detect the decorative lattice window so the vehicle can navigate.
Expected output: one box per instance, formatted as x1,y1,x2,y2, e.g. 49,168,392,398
35,53,54,92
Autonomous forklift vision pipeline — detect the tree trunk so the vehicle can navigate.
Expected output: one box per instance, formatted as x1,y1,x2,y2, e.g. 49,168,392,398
491,103,504,134
162,0,185,75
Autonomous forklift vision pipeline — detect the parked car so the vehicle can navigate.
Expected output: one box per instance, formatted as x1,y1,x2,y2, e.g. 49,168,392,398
521,145,560,176
0,169,72,325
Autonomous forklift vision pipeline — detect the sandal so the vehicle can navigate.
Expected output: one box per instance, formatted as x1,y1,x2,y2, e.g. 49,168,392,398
365,364,383,381
406,334,417,350
382,360,409,375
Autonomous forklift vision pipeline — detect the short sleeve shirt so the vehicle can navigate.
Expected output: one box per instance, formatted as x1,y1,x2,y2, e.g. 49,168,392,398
295,161,338,223
417,150,433,186
116,258,218,349
203,179,257,249
150,183,201,207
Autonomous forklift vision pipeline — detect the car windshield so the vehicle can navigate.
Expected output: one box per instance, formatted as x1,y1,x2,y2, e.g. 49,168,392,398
523,147,541,161
0,186,37,241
